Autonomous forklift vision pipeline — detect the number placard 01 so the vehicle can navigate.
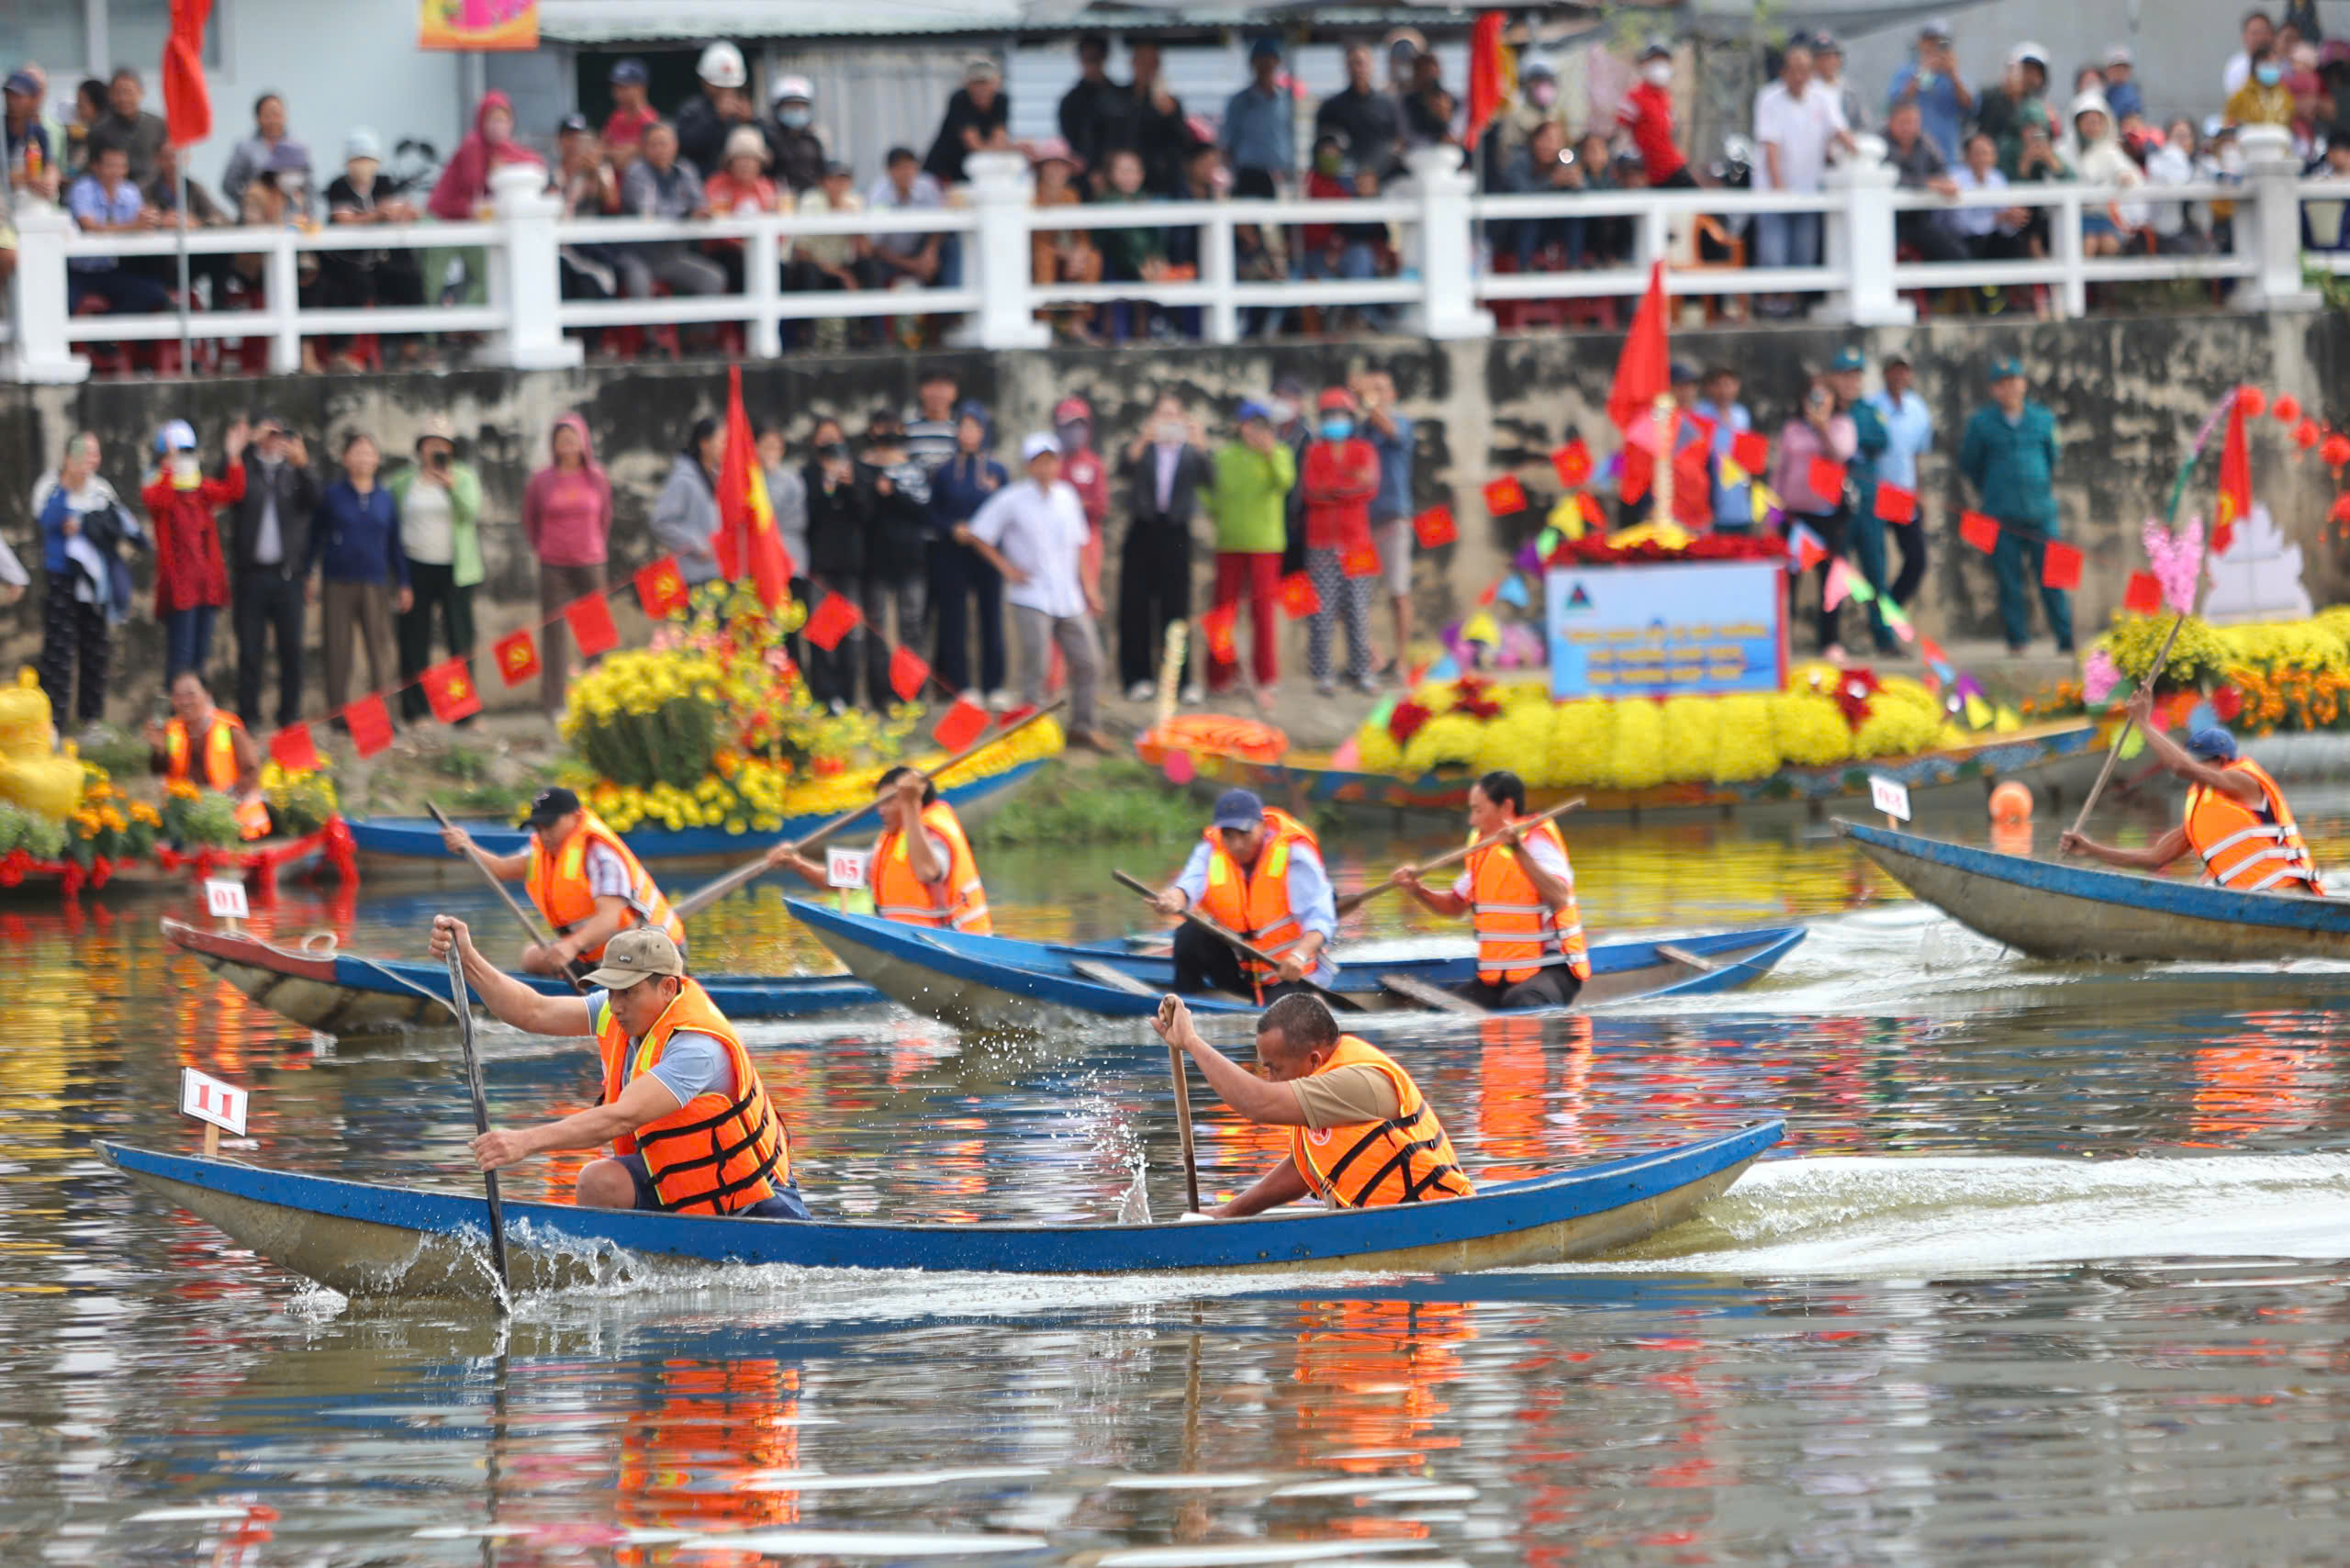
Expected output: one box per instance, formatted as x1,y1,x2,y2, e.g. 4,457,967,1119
825,848,870,890
204,878,251,921
179,1067,250,1136
1869,775,1912,822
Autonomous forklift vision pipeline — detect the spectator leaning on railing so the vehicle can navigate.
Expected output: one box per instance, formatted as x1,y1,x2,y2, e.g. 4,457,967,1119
767,76,826,195
1887,17,1971,164
869,147,953,291
1618,40,1694,188
1029,140,1102,345
703,125,784,294
618,120,726,306
923,57,1010,187
5,70,55,200
220,91,307,216
1751,41,1852,315
789,161,870,351
1884,100,1968,264
88,68,164,185
67,145,171,315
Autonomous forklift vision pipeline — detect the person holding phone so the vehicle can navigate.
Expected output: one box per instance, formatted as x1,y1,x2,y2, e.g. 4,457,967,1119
389,415,483,723
1769,373,1858,657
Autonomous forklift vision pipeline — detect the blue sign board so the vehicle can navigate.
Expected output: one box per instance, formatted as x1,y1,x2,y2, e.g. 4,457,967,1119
1544,561,1787,699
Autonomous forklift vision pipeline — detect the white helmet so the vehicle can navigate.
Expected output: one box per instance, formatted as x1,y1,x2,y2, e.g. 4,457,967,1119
771,73,813,104
698,41,747,88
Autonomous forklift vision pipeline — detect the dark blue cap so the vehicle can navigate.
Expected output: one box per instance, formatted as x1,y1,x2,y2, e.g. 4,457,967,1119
1212,789,1265,830
1236,398,1271,424
2186,726,2239,761
610,58,648,85
1249,36,1282,61
1670,360,1698,384
1990,356,2025,381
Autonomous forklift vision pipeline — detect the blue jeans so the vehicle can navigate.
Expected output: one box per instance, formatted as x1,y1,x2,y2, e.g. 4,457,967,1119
1308,242,1389,329
1989,526,2074,651
163,605,215,682
1752,210,1822,270
67,265,173,314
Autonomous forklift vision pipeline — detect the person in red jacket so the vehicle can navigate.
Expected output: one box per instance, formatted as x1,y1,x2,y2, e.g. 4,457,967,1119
140,417,247,684
1300,387,1380,694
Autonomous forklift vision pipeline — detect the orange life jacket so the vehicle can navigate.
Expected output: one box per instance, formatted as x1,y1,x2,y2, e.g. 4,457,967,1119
1196,807,1323,983
525,809,685,961
597,977,791,1216
1288,1035,1475,1209
2184,757,2324,895
164,711,271,840
1465,817,1592,983
870,800,992,933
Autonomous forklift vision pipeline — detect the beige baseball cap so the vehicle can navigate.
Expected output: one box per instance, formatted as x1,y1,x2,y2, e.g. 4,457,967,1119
581,927,687,989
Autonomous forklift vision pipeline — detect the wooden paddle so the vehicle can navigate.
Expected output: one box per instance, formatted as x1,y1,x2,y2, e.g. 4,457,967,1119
1111,867,1364,1012
444,944,511,1303
427,799,586,996
669,697,1069,922
1335,797,1586,917
2065,610,2189,843
1166,1037,1202,1214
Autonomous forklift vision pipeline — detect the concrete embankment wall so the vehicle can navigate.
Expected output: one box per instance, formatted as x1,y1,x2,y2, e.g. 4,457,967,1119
0,308,2340,719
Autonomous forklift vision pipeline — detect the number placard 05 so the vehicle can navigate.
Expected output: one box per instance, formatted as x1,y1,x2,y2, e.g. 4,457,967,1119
826,848,870,890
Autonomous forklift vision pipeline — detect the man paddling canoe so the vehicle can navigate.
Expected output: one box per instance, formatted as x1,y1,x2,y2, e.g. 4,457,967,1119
1386,769,1592,1009
430,916,811,1218
1152,991,1473,1216
439,786,687,976
763,765,992,932
2060,693,2325,896
1147,789,1337,999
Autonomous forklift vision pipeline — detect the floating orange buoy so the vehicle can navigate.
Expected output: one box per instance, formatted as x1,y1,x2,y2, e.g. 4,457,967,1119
1989,779,2034,824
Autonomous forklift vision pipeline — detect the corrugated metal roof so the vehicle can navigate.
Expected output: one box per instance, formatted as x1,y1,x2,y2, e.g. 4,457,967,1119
540,0,1487,43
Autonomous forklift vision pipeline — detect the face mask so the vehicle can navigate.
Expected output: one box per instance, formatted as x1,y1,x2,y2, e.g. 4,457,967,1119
2257,63,2284,85
1057,421,1089,451
1320,418,1354,442
170,454,200,489
1643,62,1673,87
1315,151,1342,174
1528,81,1557,108
1268,398,1297,427
780,106,811,129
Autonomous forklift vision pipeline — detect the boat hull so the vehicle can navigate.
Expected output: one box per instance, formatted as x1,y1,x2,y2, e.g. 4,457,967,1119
349,760,1045,874
1838,819,2350,962
95,1122,1781,1299
788,901,1804,1032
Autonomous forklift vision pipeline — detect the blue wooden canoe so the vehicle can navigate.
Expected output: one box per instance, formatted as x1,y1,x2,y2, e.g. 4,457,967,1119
162,916,882,1033
789,901,1805,1035
95,1120,1782,1300
348,758,1047,872
1838,819,2350,962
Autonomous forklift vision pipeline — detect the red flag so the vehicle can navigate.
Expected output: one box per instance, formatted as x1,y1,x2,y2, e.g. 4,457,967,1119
2041,540,2082,590
343,694,394,758
1786,523,1829,573
1874,482,1918,524
1477,579,1500,605
1279,571,1321,619
421,658,482,724
1341,543,1382,578
1200,603,1238,663
889,644,932,703
2215,396,2251,555
932,696,990,750
1413,506,1457,549
1959,511,2002,554
716,364,794,608
1577,492,1606,528
997,704,1038,728
1463,11,1511,148
1483,475,1527,516
1730,430,1770,476
2122,570,2164,614
803,591,862,652
1807,457,1847,501
1550,440,1593,488
633,555,689,620
268,722,319,774
493,629,540,686
162,0,214,148
564,594,619,658
1606,261,1671,434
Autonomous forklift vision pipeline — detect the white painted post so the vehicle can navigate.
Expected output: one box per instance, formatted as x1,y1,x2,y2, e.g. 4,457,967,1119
1201,209,1239,345
747,221,782,359
2235,124,2322,314
265,229,304,375
6,198,90,384
962,151,1050,351
1404,146,1492,341
1819,139,1914,326
490,162,584,369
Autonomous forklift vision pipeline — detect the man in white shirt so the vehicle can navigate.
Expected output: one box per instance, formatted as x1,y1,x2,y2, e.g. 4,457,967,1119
2222,10,2276,100
1752,41,1852,315
958,432,1110,750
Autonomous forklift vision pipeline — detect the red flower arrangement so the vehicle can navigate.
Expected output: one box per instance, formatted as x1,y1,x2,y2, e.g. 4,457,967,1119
1543,532,1788,568
1829,667,1882,730
1450,675,1505,721
1388,699,1436,745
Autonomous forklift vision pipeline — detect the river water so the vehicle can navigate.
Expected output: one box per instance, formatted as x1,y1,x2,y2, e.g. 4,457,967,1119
8,790,2350,1565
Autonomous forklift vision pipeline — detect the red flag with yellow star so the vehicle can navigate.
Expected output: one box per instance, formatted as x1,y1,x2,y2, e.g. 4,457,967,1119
716,364,794,609
634,555,689,619
493,629,539,687
421,658,482,724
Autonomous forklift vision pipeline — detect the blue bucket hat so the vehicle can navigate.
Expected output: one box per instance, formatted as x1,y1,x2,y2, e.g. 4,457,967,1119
1830,346,1866,373
1212,789,1265,831
2185,726,2240,761
1989,356,2025,382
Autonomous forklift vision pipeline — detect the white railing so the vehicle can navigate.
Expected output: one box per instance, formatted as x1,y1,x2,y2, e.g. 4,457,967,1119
0,125,2331,383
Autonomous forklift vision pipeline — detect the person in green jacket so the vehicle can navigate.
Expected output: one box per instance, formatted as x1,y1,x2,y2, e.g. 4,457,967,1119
1201,399,1296,695
388,415,486,722
1958,357,2071,655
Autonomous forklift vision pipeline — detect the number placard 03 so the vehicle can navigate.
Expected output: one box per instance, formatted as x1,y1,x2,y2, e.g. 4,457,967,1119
1869,775,1912,822
825,848,870,890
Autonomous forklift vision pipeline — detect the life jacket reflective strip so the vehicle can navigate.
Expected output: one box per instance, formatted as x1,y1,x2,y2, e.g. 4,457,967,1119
1198,807,1321,982
525,809,686,961
2185,758,2324,895
165,712,243,791
596,978,791,1216
871,801,992,933
1288,1036,1474,1209
1465,818,1592,983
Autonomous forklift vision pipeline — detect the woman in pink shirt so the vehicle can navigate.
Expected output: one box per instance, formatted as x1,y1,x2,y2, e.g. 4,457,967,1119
521,413,612,718
1769,377,1858,657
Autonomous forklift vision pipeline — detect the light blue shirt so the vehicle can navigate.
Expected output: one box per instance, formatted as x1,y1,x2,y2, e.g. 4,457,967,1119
1866,388,1934,491
67,174,141,272
587,988,733,1106
1694,398,1752,529
1172,837,1338,984
1886,61,1965,164
1221,83,1294,176
1367,411,1415,521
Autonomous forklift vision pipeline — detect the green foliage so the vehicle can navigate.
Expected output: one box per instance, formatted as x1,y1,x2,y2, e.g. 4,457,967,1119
436,745,492,783
0,802,28,855
164,790,244,848
575,695,722,792
971,759,1203,847
22,813,67,858
79,734,151,778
